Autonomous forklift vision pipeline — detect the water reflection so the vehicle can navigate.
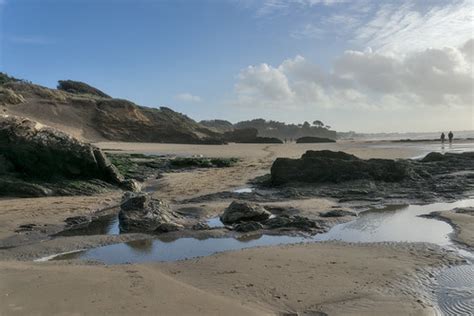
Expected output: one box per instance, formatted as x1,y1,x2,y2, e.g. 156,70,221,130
51,199,474,264
54,214,119,237
126,239,154,253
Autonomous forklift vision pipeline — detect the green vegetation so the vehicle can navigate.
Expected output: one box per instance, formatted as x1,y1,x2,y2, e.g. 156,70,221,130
0,72,21,85
170,157,239,169
107,153,239,180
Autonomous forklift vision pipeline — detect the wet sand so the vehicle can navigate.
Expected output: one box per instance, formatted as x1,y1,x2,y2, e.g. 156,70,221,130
432,209,474,248
1,141,473,315
0,242,462,316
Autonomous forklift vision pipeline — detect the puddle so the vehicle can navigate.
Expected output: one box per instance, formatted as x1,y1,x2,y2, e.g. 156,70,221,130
206,217,224,228
52,199,474,263
233,187,253,194
51,235,308,264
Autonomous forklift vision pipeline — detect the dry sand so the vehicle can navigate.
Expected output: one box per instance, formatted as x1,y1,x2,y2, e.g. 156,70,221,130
0,141,469,315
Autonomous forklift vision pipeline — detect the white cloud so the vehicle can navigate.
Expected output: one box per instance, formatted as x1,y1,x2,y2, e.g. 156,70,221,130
175,93,202,103
233,39,474,110
355,0,474,54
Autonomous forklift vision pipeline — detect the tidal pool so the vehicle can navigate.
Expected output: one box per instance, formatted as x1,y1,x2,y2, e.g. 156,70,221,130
49,199,474,315
52,199,474,263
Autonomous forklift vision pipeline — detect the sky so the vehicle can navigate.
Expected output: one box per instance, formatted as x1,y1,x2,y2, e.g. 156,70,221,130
0,0,473,133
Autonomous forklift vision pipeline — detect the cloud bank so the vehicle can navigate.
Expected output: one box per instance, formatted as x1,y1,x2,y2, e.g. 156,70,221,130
234,39,473,110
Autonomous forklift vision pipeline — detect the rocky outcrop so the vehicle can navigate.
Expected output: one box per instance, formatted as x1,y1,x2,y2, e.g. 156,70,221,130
0,115,138,196
57,80,111,98
296,136,336,143
271,150,411,185
220,201,271,224
0,115,122,182
119,192,184,233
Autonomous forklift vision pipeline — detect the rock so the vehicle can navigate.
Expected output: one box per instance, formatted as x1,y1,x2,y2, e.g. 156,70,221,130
271,150,410,185
263,215,320,231
296,136,335,143
233,221,263,232
0,178,53,197
421,152,446,162
0,115,123,183
320,210,357,217
120,179,142,192
192,222,211,230
220,201,271,224
119,192,183,233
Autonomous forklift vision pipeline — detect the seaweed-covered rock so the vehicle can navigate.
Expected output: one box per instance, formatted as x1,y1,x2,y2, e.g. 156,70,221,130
220,201,271,224
271,150,410,185
119,192,183,233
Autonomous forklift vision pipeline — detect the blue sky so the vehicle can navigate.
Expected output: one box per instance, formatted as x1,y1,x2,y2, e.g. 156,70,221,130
1,0,473,132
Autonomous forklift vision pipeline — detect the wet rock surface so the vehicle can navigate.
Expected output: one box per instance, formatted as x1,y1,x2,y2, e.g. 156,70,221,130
220,201,271,224
271,150,411,185
119,192,184,233
268,150,474,204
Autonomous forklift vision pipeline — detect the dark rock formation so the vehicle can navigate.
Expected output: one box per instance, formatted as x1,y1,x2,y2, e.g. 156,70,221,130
271,150,411,185
0,115,139,196
0,115,122,183
421,152,445,162
119,192,184,233
57,80,111,98
233,221,263,232
320,210,357,217
223,128,283,144
263,215,321,231
296,136,336,143
220,201,271,224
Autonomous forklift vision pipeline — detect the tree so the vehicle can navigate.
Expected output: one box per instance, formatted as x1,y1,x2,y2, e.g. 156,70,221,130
313,120,324,127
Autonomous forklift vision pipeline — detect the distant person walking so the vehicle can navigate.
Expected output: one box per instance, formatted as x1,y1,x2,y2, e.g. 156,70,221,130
441,132,446,143
448,131,454,143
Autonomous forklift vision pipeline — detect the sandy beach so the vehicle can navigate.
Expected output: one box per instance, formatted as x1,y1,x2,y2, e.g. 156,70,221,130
1,141,473,315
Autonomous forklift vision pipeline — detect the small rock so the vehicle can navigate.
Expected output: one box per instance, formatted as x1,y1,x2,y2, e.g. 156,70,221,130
220,201,271,224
